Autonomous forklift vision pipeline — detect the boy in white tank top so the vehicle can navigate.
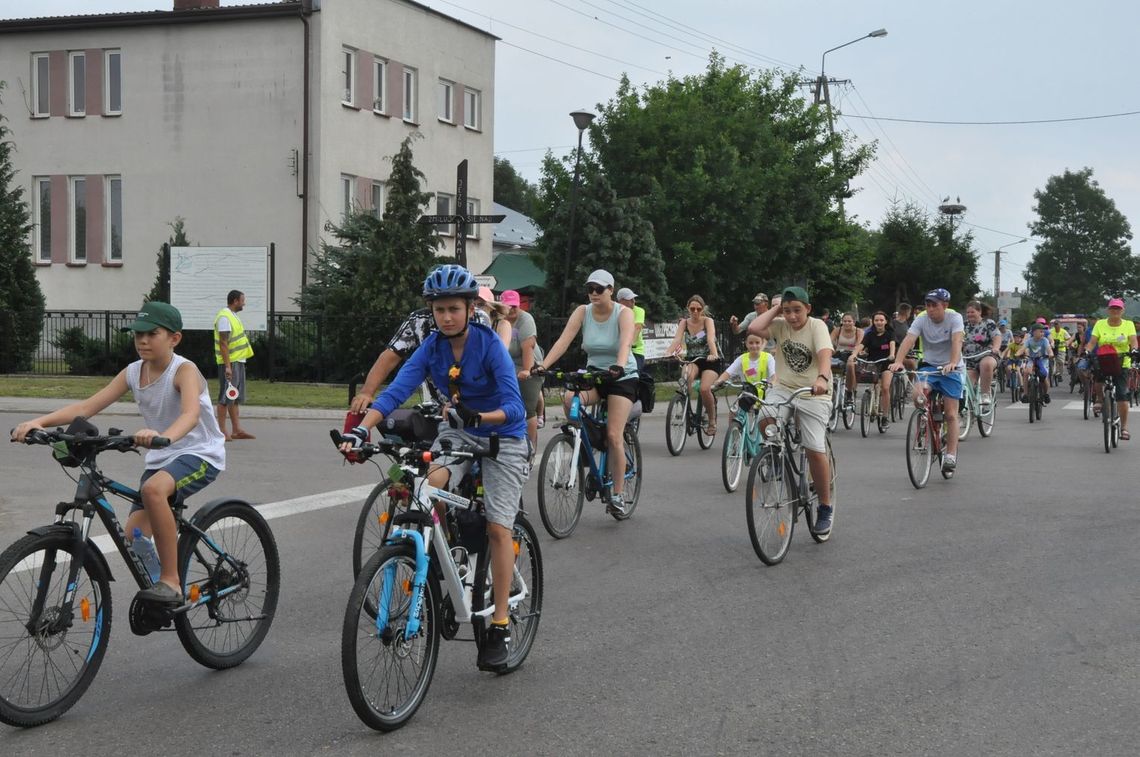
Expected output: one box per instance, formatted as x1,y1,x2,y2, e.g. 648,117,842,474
12,302,225,605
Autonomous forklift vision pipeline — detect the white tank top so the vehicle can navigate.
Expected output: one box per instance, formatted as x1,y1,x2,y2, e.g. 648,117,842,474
126,354,226,471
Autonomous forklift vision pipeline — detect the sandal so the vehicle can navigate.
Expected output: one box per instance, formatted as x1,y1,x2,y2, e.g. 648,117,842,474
705,421,717,437
1121,429,1131,441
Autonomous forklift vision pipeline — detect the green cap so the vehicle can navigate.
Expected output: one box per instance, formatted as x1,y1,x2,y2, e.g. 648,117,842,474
121,302,183,333
780,286,811,305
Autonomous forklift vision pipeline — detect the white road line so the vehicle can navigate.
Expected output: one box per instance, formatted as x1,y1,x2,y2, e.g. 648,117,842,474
12,483,375,574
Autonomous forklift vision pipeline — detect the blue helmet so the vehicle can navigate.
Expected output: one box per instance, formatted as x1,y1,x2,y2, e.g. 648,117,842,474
924,288,951,303
422,264,479,299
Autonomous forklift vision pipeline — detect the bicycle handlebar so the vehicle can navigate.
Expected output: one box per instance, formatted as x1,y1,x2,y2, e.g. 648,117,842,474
329,429,500,464
14,427,171,450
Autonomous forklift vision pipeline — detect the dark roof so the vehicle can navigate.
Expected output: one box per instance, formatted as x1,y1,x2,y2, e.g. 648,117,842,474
481,252,545,293
0,3,305,33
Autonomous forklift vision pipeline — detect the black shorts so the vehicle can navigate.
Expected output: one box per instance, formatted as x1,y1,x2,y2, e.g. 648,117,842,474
598,376,640,402
693,357,723,375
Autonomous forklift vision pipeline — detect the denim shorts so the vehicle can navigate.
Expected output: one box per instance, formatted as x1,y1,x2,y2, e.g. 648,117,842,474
134,454,220,511
917,367,964,401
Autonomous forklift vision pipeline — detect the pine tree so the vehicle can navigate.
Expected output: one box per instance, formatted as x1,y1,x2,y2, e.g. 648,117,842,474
145,217,190,303
0,82,47,372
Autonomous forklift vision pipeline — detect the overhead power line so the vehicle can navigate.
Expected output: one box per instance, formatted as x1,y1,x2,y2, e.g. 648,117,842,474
843,109,1140,126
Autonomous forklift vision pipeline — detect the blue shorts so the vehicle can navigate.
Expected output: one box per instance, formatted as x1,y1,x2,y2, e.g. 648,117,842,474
917,366,963,401
1031,357,1049,377
134,454,220,512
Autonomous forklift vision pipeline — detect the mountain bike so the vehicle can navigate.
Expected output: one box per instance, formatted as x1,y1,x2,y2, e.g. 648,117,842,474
1024,360,1046,423
744,386,836,565
335,433,542,731
718,380,764,492
536,370,642,538
665,357,718,455
1,424,279,728
903,368,958,489
959,351,997,439
856,357,892,437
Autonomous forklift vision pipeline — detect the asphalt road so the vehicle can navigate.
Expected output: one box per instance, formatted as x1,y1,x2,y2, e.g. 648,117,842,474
1,392,1138,755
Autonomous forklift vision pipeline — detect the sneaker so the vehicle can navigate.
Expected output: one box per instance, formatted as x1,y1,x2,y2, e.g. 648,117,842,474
1021,396,1029,404
478,622,511,671
812,505,833,536
607,493,629,515
980,395,992,410
135,581,182,605
1043,394,1051,405
942,453,957,472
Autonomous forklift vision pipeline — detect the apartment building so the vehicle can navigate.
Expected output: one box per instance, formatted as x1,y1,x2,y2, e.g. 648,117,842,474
0,0,496,310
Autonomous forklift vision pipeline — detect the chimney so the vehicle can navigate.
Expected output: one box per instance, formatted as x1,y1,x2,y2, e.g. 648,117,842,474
174,0,221,9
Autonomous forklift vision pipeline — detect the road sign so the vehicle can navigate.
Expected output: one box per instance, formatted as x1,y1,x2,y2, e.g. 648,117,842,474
474,274,497,289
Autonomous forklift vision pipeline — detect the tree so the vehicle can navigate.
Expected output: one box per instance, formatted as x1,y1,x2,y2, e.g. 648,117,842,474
493,157,539,218
533,154,669,319
296,133,443,378
145,217,190,303
861,202,981,311
0,82,46,372
1024,167,1137,313
585,55,873,316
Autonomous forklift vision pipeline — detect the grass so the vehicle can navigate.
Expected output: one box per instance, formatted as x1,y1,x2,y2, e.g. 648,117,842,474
0,375,350,409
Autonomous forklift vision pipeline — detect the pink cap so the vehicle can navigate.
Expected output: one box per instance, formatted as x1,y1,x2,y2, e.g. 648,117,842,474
477,286,495,303
1108,297,1125,309
500,290,521,307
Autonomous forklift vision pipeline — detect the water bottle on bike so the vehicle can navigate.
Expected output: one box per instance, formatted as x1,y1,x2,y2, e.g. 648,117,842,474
131,527,162,583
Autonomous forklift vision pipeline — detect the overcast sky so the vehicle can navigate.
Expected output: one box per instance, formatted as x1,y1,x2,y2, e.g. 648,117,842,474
7,0,1139,293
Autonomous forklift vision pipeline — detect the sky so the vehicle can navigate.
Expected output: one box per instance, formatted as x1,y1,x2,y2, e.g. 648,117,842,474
7,0,1140,293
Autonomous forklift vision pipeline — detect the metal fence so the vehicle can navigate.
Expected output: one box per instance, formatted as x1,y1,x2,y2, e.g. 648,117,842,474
15,310,740,384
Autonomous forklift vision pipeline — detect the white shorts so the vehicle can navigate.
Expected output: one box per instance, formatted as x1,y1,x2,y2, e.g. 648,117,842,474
761,386,830,453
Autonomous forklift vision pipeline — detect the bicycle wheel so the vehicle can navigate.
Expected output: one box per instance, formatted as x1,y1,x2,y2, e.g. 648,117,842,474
1083,379,1091,420
471,514,543,674
612,426,642,520
352,478,399,578
665,393,688,456
175,501,280,669
806,439,836,544
721,419,746,492
905,408,932,489
860,390,871,438
978,387,996,438
1035,391,1043,421
745,448,795,565
957,387,972,440
841,394,855,430
1027,379,1036,424
827,388,840,432
536,433,585,539
342,544,439,731
0,533,112,728
696,398,715,450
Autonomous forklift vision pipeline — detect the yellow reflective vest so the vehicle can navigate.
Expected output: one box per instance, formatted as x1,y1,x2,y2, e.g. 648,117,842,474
741,352,770,397
214,308,254,364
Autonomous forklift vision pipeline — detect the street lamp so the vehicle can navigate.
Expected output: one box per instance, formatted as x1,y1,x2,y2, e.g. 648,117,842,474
991,238,1028,305
560,109,596,314
817,29,887,219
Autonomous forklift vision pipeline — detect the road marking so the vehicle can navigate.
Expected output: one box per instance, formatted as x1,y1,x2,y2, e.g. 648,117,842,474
12,484,375,574
1062,401,1084,411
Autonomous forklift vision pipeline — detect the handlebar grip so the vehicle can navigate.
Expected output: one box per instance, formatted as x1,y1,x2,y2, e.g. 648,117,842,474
150,437,171,449
489,434,500,459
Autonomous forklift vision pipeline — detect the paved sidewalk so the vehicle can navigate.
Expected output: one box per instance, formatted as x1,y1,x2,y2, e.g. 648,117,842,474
0,396,345,420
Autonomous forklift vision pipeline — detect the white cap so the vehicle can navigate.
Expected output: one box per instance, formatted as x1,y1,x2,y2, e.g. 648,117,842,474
586,269,614,287
616,287,638,301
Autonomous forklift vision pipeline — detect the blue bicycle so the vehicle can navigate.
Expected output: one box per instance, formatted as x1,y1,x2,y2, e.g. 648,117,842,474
718,380,764,492
535,370,643,538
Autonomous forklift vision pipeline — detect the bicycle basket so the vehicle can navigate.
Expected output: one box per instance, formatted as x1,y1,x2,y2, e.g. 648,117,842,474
52,417,99,467
737,384,759,413
1096,346,1123,377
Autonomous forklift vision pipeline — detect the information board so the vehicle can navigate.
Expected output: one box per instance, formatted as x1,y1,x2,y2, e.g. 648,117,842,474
170,247,268,331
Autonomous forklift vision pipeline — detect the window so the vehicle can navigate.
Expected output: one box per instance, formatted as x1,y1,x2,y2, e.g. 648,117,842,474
437,79,453,123
370,181,384,218
465,198,479,239
403,67,417,122
105,50,122,115
32,54,50,117
372,58,387,113
341,48,355,105
34,177,51,261
340,175,354,218
107,176,123,261
464,88,480,129
70,177,87,262
435,193,453,235
69,51,85,116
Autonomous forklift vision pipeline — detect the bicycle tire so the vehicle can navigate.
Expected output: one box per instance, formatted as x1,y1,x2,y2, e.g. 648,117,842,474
860,391,871,438
665,394,688,456
0,532,112,728
827,387,840,432
957,390,972,440
905,408,932,489
612,426,642,520
806,439,836,544
721,419,746,492
342,544,439,731
1027,379,1036,424
1083,380,1091,420
1103,384,1112,453
745,448,795,565
471,514,543,674
536,433,585,539
352,477,397,578
696,399,716,450
841,396,855,430
978,387,996,437
1035,392,1043,421
175,501,280,669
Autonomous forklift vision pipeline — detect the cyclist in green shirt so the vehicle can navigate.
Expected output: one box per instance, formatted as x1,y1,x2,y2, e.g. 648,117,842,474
617,287,646,372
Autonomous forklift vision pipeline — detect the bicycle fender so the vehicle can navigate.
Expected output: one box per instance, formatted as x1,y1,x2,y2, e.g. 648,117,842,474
187,497,260,528
26,523,115,583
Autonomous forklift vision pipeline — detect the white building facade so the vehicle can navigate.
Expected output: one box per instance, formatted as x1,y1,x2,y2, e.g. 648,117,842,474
0,0,496,311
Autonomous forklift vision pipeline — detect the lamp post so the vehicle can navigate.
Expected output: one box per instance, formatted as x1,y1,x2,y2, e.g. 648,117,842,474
559,109,596,315
991,238,1027,306
816,29,887,219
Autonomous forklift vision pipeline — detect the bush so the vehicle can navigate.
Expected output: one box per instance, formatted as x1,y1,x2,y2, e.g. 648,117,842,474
52,326,135,376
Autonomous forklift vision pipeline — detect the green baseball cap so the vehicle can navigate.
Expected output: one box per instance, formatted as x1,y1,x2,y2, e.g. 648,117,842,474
121,302,183,333
780,286,811,305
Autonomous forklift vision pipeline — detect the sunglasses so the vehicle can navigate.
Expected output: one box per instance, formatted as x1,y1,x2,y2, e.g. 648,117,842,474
586,284,607,295
689,306,703,312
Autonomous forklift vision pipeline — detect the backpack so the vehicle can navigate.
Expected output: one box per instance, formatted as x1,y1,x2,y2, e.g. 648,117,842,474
637,373,656,413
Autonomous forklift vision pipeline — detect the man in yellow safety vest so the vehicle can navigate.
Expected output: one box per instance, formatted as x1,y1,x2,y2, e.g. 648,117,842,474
214,290,255,440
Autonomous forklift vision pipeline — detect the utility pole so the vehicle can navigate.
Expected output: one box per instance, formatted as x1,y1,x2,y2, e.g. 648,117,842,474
813,76,848,220
989,238,1027,320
